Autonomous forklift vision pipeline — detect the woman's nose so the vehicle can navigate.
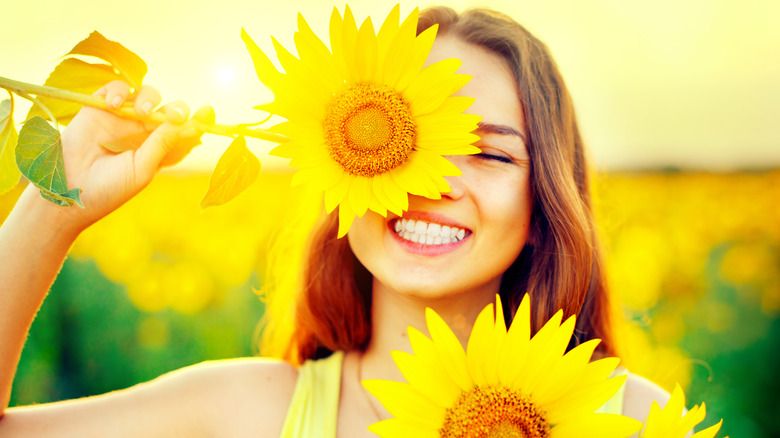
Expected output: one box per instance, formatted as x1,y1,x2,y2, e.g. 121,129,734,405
441,156,467,200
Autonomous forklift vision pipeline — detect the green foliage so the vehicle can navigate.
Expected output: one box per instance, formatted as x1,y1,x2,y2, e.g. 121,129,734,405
201,136,261,209
1,30,266,211
0,98,21,194
10,257,265,405
15,116,82,207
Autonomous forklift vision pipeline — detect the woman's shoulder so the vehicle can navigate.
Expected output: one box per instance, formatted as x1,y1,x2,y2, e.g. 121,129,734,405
161,357,300,436
621,371,671,421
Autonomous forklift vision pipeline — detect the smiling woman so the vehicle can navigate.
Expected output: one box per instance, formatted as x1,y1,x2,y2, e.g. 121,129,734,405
0,4,719,438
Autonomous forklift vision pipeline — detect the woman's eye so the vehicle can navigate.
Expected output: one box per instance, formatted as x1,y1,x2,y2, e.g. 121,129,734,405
475,153,513,164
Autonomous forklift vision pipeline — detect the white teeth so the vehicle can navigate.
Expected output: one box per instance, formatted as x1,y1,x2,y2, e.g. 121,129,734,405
393,218,468,245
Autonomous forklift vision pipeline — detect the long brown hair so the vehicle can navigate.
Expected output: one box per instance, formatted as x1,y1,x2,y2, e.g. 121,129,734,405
261,6,615,364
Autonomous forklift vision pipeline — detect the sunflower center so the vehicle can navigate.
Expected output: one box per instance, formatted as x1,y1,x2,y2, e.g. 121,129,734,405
439,386,550,438
323,83,416,177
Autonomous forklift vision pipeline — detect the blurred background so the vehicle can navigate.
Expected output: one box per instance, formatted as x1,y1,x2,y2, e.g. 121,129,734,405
2,1,779,437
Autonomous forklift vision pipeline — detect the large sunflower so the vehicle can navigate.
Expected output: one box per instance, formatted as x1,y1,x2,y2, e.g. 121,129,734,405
639,384,726,438
363,295,643,437
242,5,481,237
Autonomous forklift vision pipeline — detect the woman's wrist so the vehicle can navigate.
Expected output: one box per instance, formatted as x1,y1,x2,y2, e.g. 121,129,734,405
12,184,87,246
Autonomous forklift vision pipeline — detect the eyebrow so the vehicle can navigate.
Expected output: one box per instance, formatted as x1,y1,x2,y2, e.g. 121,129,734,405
476,122,526,141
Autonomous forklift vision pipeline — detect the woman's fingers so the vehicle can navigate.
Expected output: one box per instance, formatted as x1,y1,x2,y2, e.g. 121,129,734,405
95,80,132,109
133,85,162,117
163,100,190,123
133,105,215,180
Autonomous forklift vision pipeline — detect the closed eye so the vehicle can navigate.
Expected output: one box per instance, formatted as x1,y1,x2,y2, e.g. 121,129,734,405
475,153,513,164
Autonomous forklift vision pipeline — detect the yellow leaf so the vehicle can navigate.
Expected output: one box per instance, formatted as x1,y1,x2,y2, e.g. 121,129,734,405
200,136,261,209
26,59,120,125
66,31,148,89
0,99,21,195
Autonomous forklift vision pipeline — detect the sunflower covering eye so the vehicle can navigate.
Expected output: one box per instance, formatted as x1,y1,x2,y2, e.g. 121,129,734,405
242,5,481,237
363,295,643,438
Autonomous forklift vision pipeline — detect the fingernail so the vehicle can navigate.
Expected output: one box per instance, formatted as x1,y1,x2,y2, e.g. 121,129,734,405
141,101,154,116
111,95,123,109
174,107,186,119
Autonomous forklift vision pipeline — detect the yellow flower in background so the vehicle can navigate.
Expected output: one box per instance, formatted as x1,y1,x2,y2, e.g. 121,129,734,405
639,384,727,438
363,295,642,437
242,4,481,237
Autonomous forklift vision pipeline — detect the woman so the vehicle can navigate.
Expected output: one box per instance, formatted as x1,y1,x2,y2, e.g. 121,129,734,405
0,6,668,437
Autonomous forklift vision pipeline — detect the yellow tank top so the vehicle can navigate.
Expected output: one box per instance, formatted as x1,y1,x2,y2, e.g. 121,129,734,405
279,351,626,437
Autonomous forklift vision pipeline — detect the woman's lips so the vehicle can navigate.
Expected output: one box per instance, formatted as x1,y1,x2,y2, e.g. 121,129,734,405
387,213,472,256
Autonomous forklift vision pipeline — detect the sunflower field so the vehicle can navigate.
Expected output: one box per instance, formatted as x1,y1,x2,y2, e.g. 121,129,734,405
3,168,779,437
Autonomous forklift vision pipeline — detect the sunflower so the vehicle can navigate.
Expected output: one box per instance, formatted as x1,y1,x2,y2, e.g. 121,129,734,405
242,5,481,237
363,295,643,437
639,384,726,438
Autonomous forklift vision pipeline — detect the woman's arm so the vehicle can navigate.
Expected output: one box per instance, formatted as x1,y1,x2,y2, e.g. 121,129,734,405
0,357,298,438
0,80,216,423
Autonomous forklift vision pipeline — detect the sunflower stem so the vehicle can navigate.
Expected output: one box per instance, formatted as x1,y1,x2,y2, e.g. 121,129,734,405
0,75,289,144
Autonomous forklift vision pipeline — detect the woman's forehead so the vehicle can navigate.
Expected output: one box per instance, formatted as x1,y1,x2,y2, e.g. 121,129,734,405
428,35,525,133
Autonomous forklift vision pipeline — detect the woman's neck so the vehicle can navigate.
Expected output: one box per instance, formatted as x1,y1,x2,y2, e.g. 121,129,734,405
359,279,498,382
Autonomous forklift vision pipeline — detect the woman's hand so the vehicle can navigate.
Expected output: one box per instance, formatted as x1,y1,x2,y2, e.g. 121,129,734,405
53,80,214,232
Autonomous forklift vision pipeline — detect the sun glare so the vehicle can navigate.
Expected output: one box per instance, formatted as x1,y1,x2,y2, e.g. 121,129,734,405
217,66,235,85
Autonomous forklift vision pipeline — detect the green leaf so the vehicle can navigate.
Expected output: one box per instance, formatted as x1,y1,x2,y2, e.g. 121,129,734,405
66,31,148,90
0,99,21,195
200,136,261,209
16,116,82,207
26,58,121,125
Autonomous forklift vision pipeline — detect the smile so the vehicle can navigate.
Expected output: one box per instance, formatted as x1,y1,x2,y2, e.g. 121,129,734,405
393,218,469,245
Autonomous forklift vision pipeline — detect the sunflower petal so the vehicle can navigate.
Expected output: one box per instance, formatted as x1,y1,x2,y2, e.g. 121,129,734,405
531,339,601,405
498,294,532,384
550,413,643,438
355,17,378,82
337,199,356,238
348,176,371,217
324,172,352,213
380,7,420,87
521,314,577,395
380,172,409,212
241,28,282,89
339,5,360,83
395,22,438,91
367,418,439,438
405,59,471,117
362,379,445,428
391,350,463,409
545,374,629,424
294,13,341,94
466,303,495,386
425,308,473,392
371,174,403,215
375,4,400,73
691,420,724,438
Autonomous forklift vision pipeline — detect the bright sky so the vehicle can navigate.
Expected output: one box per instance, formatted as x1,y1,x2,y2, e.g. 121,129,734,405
2,0,778,171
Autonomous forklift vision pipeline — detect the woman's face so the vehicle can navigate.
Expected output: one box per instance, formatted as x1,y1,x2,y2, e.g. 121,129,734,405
348,35,532,300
